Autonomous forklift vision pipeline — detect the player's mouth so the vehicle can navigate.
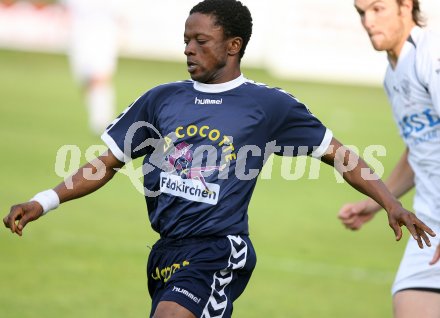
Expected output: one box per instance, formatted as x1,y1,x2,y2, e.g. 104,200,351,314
368,32,382,40
187,61,198,73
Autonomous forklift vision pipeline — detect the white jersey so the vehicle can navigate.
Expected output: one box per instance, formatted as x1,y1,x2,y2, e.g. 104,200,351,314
63,0,122,81
384,26,440,223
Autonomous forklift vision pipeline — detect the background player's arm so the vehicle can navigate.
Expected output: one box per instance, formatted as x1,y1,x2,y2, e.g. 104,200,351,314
431,244,440,265
321,138,434,248
3,149,124,236
338,148,414,229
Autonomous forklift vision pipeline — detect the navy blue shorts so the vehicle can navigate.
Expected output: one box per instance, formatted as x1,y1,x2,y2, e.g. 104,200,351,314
147,235,257,318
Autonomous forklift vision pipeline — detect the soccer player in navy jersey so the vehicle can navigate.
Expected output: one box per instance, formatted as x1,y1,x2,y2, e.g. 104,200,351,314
3,0,436,317
339,0,440,317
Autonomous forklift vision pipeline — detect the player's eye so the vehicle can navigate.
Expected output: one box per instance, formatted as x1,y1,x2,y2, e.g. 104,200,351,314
373,5,385,13
356,9,365,18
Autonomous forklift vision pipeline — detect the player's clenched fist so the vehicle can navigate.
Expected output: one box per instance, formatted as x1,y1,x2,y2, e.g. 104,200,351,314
338,199,436,249
338,200,377,230
3,201,43,236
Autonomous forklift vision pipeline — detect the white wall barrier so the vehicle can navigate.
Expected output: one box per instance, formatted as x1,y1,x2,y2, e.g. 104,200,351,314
0,0,439,85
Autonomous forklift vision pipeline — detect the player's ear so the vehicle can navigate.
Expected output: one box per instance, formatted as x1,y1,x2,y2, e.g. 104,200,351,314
399,0,413,20
228,37,242,57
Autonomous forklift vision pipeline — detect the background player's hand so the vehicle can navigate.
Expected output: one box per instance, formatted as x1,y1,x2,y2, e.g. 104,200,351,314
385,205,435,249
430,244,440,265
338,200,377,230
3,201,44,236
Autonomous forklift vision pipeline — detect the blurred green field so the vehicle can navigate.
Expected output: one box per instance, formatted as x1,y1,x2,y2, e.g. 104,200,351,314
0,49,413,318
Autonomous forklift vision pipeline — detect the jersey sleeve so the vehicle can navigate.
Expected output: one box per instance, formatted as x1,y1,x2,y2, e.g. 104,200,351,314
417,31,440,115
101,92,159,162
269,91,333,158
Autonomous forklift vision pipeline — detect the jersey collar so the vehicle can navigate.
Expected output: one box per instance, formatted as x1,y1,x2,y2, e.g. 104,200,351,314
388,26,422,68
193,74,247,93
406,26,422,48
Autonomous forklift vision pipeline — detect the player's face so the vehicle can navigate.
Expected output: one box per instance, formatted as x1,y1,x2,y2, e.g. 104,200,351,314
184,13,235,84
354,0,409,54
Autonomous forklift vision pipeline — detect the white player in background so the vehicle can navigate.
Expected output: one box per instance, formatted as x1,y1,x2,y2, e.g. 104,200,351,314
339,0,440,317
63,0,121,135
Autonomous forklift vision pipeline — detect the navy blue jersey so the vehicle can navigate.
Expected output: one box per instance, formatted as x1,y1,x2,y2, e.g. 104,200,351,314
102,75,332,238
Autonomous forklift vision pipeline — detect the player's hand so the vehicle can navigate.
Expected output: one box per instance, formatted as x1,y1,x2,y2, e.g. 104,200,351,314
386,205,435,249
430,244,440,265
338,200,377,230
3,202,44,236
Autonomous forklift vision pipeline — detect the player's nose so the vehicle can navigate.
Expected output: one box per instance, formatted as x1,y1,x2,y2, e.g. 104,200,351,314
184,40,196,56
362,11,375,31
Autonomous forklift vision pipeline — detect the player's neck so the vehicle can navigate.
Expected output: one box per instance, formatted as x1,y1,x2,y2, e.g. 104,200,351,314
387,21,417,69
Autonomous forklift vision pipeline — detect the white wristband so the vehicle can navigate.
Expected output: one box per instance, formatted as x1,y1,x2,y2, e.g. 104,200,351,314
30,189,60,215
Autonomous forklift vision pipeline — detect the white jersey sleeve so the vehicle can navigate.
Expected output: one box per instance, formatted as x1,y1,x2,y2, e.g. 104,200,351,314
416,30,440,116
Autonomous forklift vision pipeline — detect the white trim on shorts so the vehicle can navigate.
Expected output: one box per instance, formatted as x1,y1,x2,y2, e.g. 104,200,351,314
200,235,248,318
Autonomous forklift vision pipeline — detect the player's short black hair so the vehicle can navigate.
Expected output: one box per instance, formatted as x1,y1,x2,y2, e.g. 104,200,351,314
190,0,253,60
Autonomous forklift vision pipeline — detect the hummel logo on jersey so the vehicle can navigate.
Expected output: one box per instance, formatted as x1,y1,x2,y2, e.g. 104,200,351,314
194,97,223,105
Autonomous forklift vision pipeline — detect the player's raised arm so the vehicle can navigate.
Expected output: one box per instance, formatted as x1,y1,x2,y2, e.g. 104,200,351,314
320,137,436,248
3,149,124,236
